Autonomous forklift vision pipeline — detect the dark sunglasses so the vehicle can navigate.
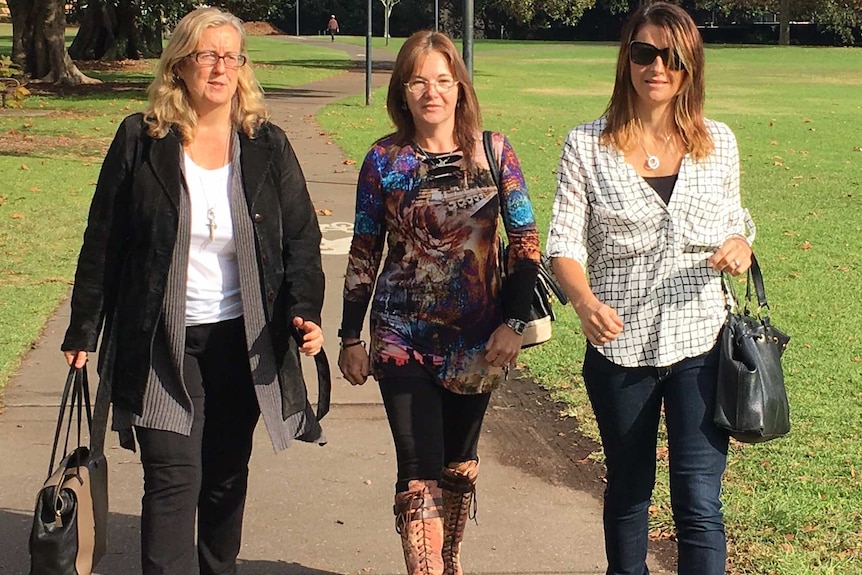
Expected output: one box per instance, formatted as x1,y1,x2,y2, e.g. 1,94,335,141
629,41,683,71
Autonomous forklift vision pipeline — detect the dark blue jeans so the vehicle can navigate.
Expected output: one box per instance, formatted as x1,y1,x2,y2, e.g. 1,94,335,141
583,343,728,575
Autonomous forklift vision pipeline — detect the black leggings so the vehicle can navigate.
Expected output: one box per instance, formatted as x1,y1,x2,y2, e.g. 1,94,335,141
378,374,491,493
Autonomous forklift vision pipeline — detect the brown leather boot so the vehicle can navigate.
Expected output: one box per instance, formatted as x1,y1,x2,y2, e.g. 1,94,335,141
393,480,444,575
440,460,479,575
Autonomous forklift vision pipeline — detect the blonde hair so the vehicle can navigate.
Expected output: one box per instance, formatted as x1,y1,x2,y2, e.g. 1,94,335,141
601,2,713,161
144,7,268,141
386,30,482,168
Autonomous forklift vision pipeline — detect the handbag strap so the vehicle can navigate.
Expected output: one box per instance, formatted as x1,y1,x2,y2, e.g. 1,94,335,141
483,130,509,279
482,130,501,194
47,366,91,478
721,253,769,314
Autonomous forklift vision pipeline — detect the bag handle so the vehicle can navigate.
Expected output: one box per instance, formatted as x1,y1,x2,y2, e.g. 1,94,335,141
47,366,92,478
721,253,769,314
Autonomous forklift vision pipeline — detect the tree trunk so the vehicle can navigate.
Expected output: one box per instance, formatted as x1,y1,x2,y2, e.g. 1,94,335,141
779,0,791,45
7,0,28,67
7,0,100,85
69,0,161,61
385,6,391,45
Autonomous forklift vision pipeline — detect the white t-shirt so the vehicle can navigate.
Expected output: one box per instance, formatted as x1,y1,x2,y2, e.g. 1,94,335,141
183,152,243,326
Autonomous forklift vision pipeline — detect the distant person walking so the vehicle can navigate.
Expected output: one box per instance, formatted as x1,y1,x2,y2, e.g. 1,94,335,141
326,15,339,42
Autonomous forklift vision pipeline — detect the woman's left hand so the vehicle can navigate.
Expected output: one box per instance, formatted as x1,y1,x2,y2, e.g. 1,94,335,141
293,317,323,356
484,324,523,368
709,236,752,276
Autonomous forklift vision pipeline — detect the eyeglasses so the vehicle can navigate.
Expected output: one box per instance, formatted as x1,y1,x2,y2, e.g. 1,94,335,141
629,41,683,71
189,51,248,69
404,78,459,95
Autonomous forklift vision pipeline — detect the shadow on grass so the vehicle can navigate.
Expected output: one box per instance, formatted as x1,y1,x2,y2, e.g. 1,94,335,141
260,58,395,73
27,81,149,101
0,507,345,575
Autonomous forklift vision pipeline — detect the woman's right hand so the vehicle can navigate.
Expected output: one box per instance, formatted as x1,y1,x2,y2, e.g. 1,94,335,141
575,298,624,347
64,350,88,369
338,342,369,386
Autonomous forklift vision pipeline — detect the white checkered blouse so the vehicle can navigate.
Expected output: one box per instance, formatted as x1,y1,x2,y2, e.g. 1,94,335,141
547,117,755,368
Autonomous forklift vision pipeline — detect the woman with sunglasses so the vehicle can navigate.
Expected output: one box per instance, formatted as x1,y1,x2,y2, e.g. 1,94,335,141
338,30,540,574
61,8,328,574
547,3,755,574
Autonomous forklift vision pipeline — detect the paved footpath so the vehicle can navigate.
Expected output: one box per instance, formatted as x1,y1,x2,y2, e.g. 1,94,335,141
0,37,670,575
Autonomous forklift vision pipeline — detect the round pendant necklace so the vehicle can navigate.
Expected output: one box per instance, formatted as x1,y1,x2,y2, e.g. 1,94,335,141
640,133,672,171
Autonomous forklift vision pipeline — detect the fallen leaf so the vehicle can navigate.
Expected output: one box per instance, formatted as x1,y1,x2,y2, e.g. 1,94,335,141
343,159,356,165
29,186,40,192
800,240,812,250
20,164,30,170
11,213,23,219
315,208,333,216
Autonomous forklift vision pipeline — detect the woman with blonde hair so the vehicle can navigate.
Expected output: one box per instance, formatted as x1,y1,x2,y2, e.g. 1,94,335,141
62,7,328,574
547,3,755,574
338,30,540,574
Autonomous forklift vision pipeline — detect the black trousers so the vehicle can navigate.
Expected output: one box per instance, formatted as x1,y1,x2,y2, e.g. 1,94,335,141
378,372,491,493
135,317,260,575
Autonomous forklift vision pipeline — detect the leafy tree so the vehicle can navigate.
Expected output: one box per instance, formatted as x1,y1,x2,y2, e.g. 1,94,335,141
491,0,598,25
695,0,862,45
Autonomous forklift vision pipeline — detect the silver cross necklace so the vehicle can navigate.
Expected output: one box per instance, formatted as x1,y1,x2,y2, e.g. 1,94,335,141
188,131,231,242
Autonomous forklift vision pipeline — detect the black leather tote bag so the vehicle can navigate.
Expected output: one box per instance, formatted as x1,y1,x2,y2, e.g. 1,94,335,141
714,254,791,443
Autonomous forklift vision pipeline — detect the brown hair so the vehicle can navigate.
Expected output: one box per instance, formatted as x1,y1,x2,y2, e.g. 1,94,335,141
601,2,712,160
386,30,482,167
144,7,268,141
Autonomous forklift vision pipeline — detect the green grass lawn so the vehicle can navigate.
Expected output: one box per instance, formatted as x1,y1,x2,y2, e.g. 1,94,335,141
315,43,862,575
2,25,861,573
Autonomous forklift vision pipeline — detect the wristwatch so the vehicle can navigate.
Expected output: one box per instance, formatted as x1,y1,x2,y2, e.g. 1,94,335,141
504,318,528,335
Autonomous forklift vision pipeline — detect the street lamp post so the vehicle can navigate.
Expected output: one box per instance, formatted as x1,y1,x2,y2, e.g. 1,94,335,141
366,0,372,105
295,0,300,36
463,0,474,79
434,0,439,31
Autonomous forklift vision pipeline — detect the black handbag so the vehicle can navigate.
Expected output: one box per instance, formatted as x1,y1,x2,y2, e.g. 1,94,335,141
482,130,568,348
714,254,791,443
29,366,108,575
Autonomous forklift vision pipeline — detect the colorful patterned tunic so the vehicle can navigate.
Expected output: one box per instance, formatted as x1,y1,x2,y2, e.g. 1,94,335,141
341,132,540,394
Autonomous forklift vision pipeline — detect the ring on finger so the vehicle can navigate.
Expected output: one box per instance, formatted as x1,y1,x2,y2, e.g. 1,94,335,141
732,259,740,268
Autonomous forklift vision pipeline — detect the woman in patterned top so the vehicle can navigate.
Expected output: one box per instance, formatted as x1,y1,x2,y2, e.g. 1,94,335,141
547,3,754,575
338,30,540,575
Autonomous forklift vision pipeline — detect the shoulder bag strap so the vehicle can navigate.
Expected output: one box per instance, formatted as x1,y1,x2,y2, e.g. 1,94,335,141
482,130,501,194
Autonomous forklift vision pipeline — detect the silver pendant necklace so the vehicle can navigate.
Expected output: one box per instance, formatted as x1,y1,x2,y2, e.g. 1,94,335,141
189,131,231,242
640,133,672,171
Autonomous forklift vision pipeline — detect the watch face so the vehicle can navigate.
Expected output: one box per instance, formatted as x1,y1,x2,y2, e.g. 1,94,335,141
506,318,527,335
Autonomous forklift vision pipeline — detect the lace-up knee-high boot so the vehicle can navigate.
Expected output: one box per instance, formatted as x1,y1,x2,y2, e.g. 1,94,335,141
440,460,479,575
393,480,444,575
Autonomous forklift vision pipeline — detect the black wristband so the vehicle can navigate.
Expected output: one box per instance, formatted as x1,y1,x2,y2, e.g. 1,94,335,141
339,339,366,349
337,327,361,339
